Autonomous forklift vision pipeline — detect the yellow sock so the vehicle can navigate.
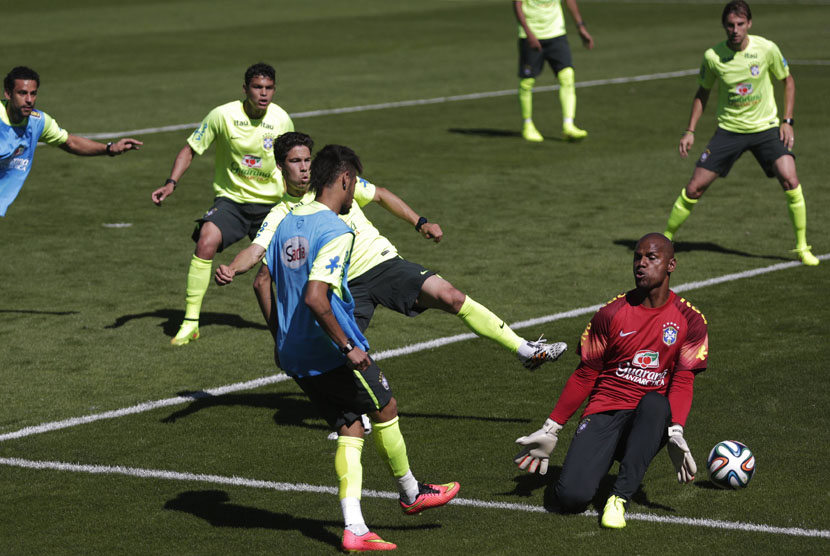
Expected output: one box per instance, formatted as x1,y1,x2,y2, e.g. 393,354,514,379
665,189,698,241
519,78,535,120
184,255,212,321
785,185,809,250
335,436,364,500
557,67,576,122
457,296,523,353
372,416,410,478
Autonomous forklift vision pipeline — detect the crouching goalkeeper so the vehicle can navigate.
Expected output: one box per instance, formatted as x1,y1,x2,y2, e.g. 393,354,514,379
513,233,708,528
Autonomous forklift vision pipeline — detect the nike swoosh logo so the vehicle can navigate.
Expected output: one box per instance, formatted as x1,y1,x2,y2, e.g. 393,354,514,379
619,330,637,337
420,270,429,275
499,322,505,329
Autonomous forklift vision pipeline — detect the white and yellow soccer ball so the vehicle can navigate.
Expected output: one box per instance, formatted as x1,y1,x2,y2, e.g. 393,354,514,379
707,440,756,489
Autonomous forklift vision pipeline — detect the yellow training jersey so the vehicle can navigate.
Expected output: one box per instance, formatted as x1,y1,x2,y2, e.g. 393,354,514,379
187,100,294,204
517,0,566,40
698,35,790,134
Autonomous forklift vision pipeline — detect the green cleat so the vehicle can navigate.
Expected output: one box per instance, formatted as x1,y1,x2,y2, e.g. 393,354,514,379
522,121,544,142
171,319,200,346
793,246,820,266
601,495,627,529
562,123,588,141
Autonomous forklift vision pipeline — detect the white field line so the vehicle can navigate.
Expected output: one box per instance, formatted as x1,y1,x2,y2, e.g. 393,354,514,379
1,253,826,444
2,456,828,539
76,61,828,140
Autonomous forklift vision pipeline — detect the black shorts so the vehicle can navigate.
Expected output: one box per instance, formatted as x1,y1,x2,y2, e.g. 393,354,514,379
518,35,573,79
347,257,437,333
191,197,274,252
696,127,794,178
294,360,394,431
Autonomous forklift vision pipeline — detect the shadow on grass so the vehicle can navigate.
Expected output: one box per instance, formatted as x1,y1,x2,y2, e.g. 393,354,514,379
161,391,326,431
613,238,790,261
164,490,440,549
104,308,268,336
398,411,530,425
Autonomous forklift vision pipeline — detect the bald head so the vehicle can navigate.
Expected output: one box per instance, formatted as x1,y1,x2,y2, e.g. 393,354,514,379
635,233,674,259
632,233,676,304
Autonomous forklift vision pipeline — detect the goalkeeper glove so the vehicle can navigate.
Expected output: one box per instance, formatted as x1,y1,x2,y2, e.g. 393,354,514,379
667,424,697,483
514,418,563,475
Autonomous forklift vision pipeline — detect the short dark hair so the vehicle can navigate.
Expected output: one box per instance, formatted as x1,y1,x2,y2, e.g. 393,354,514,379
274,132,314,165
722,1,752,25
309,145,363,195
244,63,276,86
4,66,40,92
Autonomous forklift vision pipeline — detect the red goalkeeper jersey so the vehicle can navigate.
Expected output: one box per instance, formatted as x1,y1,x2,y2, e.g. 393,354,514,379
550,290,708,426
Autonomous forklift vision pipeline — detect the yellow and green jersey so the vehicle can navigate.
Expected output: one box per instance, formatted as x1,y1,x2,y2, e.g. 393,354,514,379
252,176,398,280
698,35,790,133
517,0,566,40
187,100,294,204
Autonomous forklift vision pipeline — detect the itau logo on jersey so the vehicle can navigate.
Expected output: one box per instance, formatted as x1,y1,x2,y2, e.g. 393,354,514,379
632,350,660,369
281,236,309,269
735,82,754,96
242,154,262,168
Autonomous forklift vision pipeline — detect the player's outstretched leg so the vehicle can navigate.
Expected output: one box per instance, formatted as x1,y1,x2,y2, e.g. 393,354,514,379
558,68,587,141
664,188,698,241
517,335,568,370
171,254,212,345
785,185,819,266
519,78,544,142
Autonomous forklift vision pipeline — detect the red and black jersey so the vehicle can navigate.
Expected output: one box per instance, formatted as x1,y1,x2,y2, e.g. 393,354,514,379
550,290,708,427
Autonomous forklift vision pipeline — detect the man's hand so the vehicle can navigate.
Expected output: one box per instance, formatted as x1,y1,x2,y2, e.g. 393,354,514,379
215,264,236,286
151,182,175,206
346,346,371,372
667,424,697,483
111,138,143,154
419,222,443,243
678,131,695,158
779,122,794,150
514,418,563,475
527,33,542,51
577,25,594,49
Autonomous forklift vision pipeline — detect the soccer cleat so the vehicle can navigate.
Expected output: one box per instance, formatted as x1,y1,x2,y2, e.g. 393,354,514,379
171,319,200,346
562,123,588,141
601,495,627,529
399,481,460,515
522,121,545,142
792,246,820,266
341,530,397,552
520,336,568,370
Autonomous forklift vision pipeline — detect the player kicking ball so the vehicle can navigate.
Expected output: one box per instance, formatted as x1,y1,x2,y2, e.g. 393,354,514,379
255,144,458,551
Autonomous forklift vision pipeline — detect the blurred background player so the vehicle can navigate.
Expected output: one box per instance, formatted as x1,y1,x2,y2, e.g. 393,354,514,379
216,131,568,371
664,1,818,266
151,63,294,346
255,143,459,552
514,233,707,529
1,66,142,217
512,0,594,142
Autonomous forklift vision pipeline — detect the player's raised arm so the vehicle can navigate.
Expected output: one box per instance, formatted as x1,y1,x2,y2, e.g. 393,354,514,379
374,186,442,243
60,134,142,156
152,144,195,205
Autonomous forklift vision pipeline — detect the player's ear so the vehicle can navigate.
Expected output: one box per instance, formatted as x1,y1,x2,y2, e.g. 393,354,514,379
667,257,677,274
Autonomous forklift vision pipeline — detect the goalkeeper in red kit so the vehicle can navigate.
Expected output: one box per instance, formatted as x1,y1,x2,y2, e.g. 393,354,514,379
513,233,708,528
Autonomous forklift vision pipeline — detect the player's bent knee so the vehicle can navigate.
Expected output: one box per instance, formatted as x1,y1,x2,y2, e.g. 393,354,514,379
554,482,592,514
637,391,671,419
373,397,398,423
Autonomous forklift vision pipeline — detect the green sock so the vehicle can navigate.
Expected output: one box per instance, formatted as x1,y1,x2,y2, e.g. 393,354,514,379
372,416,410,478
519,78,535,120
557,67,576,122
665,189,698,241
184,254,213,321
335,436,364,500
785,185,809,250
457,296,523,353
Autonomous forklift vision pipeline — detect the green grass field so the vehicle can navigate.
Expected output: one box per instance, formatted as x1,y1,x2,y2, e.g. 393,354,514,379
1,1,828,554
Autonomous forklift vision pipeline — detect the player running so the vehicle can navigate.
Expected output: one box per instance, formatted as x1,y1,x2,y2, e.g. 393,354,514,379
664,1,819,266
1,66,142,217
151,63,294,346
215,131,567,370
256,144,459,552
512,0,594,142
514,233,707,528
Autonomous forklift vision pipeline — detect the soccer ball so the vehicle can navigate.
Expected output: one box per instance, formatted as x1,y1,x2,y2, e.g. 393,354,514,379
706,440,755,489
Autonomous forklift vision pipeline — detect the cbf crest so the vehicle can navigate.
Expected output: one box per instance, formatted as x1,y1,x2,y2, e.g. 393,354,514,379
662,322,678,346
263,135,274,150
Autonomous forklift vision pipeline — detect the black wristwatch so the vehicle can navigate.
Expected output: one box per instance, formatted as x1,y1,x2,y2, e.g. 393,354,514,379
340,340,355,355
105,142,116,156
415,216,428,232
782,118,794,126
